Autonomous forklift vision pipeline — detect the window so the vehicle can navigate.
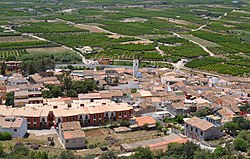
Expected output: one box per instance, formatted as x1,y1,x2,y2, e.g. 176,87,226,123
124,112,127,115
66,140,68,143
99,114,102,118
106,113,108,116
195,128,198,133
200,131,203,136
72,117,75,121
94,115,96,119
27,118,30,122
67,118,69,122
58,118,61,123
186,124,188,128
79,115,82,120
119,112,122,116
42,118,45,122
191,127,193,131
14,129,17,132
34,118,36,122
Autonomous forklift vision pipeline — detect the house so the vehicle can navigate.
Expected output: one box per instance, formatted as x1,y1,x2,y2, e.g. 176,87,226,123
29,72,60,85
138,90,153,98
184,116,221,141
0,116,27,138
214,107,236,124
7,74,28,86
205,115,221,125
141,111,172,121
130,116,156,130
165,102,190,117
58,121,86,149
151,97,162,107
121,133,187,152
14,90,43,107
5,61,21,71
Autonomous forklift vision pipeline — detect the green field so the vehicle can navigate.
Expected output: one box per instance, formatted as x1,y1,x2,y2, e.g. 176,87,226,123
0,0,249,75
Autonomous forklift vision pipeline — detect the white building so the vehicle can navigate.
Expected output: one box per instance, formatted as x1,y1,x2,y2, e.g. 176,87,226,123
0,116,27,138
133,59,139,77
58,121,86,149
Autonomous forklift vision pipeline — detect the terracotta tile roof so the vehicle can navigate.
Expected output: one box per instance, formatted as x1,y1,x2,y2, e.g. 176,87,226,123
135,116,156,127
63,130,85,139
185,116,214,131
61,121,81,131
217,107,235,117
121,134,187,151
0,117,25,128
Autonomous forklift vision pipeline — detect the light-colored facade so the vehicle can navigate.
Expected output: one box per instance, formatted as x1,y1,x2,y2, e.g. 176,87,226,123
184,117,221,141
0,116,27,138
58,121,86,149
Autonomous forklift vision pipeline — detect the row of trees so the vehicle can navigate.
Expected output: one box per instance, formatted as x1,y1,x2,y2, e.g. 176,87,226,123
42,76,98,98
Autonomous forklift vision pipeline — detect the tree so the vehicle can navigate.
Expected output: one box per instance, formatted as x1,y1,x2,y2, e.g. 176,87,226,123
99,151,117,159
237,130,250,143
0,142,3,157
175,115,184,124
6,55,16,61
182,142,199,159
193,149,213,159
0,132,12,141
223,122,239,136
67,64,74,70
58,150,82,159
72,80,97,94
131,89,137,93
214,146,228,158
48,85,63,98
6,92,14,106
1,62,6,75
42,90,52,98
63,76,72,95
193,107,212,117
67,89,77,97
233,138,248,152
131,147,155,159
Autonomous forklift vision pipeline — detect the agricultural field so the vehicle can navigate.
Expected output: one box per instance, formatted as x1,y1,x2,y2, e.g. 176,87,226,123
178,34,220,48
185,56,250,76
0,0,249,75
0,49,28,60
15,22,86,33
0,36,38,43
26,47,75,54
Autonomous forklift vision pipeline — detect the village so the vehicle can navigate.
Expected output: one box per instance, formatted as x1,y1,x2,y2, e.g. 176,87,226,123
0,59,249,158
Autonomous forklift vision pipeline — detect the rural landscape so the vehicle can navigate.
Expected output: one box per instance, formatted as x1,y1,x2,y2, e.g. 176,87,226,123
0,0,249,76
0,0,250,159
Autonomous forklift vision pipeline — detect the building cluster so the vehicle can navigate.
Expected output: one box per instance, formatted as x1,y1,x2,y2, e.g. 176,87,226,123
0,64,249,151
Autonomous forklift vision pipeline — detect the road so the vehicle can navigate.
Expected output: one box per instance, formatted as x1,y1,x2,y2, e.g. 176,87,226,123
25,33,87,63
155,46,164,56
173,32,215,56
191,24,208,32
